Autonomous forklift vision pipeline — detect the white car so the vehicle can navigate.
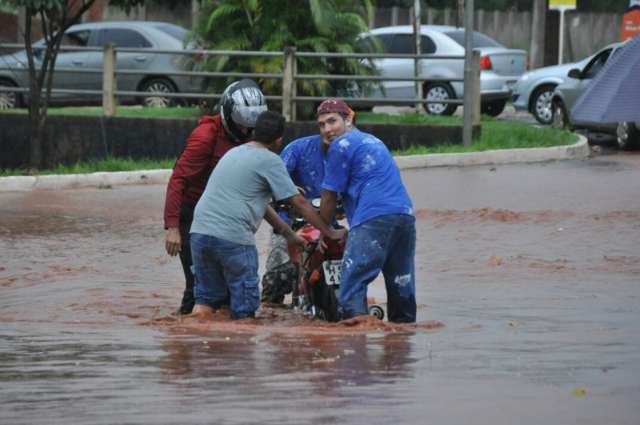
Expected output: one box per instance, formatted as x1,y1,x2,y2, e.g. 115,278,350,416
357,25,527,116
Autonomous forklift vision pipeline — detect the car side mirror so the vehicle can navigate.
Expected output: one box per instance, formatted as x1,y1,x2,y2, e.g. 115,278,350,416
567,68,581,79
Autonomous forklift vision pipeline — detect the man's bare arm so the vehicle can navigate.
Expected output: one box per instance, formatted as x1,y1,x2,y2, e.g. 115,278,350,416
319,190,337,225
265,205,307,248
264,205,294,238
287,194,344,241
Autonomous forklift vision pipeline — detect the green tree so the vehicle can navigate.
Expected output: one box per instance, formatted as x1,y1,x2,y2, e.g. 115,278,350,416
4,0,148,169
194,0,375,115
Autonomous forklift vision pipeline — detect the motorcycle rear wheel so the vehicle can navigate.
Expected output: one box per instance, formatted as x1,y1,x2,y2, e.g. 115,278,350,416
368,305,385,320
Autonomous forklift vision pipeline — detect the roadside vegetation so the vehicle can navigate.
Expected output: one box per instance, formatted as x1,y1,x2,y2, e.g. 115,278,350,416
0,157,176,177
0,107,576,176
2,106,202,119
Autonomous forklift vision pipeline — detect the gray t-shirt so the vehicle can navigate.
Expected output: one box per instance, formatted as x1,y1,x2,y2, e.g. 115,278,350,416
191,144,298,245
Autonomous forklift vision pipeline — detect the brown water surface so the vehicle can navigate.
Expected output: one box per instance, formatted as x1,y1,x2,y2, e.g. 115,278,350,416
1,154,640,424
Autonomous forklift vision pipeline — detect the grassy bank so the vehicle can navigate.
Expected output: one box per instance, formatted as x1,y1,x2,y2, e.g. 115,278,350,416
0,108,576,176
3,106,202,119
356,112,576,154
0,157,176,177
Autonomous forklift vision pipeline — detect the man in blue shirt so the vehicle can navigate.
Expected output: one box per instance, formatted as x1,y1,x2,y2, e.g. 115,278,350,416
317,98,417,323
261,114,354,304
260,134,325,303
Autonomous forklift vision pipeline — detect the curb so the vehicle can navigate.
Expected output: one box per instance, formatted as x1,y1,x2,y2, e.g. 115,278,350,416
0,169,171,192
0,135,589,192
394,134,590,170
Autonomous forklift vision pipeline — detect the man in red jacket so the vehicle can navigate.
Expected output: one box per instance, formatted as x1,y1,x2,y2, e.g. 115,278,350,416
164,79,267,314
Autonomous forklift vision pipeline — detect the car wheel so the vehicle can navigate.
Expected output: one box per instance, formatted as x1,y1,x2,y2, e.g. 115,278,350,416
424,82,457,116
530,84,556,125
481,99,506,117
0,79,21,109
140,78,177,108
616,122,640,150
551,100,569,130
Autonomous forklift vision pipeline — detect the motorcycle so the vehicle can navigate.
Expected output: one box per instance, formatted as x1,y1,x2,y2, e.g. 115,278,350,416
280,198,385,322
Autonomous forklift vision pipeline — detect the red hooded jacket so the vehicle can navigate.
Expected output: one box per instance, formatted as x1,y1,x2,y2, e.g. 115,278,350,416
163,115,239,229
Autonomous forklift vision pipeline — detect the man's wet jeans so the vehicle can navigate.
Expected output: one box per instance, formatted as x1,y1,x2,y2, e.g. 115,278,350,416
191,233,259,319
178,204,195,314
339,214,417,323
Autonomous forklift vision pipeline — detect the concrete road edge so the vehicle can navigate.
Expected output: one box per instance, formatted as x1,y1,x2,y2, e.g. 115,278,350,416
0,135,589,192
394,134,590,170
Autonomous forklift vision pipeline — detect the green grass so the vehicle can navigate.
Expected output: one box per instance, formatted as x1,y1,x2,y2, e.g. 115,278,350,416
391,116,576,155
3,106,202,119
355,112,576,154
357,111,459,126
0,156,175,177
0,108,577,176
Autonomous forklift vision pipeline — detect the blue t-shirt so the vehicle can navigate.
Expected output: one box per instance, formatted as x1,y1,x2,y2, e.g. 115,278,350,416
280,135,325,199
321,128,413,228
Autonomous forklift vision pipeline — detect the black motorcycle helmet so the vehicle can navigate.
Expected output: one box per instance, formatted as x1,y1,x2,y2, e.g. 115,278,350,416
220,79,267,142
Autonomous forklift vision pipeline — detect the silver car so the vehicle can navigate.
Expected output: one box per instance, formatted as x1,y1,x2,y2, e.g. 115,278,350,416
357,25,527,116
550,41,639,149
0,21,201,108
511,42,619,125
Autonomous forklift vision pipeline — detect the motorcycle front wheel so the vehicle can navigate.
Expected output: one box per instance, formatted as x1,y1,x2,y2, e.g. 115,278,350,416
312,281,340,323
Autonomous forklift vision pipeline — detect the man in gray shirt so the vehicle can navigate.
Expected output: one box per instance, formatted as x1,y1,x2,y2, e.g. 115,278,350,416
189,111,345,320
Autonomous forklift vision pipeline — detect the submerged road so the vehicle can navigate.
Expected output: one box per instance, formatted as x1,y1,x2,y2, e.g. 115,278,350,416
1,152,639,424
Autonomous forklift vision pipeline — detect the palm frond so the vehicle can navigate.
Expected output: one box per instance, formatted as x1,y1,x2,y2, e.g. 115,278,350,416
206,4,243,33
332,13,369,35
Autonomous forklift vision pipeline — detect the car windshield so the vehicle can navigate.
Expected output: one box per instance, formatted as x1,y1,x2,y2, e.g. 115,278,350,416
443,30,503,48
152,23,188,41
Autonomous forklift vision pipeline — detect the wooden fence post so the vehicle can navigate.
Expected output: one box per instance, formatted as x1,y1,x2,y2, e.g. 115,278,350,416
413,0,425,113
282,46,296,122
103,43,116,117
463,50,480,146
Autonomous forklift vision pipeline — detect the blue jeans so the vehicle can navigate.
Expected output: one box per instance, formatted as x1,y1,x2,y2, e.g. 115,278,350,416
339,214,416,323
190,233,259,319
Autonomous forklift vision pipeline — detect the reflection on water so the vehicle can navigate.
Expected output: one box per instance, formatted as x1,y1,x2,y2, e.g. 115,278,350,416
1,325,421,425
158,330,418,422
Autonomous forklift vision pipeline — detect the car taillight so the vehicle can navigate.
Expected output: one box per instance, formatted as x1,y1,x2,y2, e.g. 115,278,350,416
479,55,492,70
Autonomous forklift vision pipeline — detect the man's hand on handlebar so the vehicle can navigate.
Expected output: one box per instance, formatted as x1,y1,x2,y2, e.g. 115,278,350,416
319,227,347,252
286,232,308,250
328,227,347,241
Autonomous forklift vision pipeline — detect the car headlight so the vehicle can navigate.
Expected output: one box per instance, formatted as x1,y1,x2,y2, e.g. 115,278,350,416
520,73,530,81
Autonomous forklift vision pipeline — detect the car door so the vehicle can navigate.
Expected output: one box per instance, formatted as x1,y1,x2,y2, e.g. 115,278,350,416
368,33,436,98
563,48,612,111
49,29,92,102
82,27,154,102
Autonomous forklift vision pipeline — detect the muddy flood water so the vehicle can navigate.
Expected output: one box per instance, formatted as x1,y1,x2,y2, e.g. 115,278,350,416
1,153,640,424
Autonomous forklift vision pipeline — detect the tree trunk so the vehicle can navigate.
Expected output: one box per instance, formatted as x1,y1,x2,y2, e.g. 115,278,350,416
23,1,96,170
457,0,465,28
530,0,547,69
23,11,42,170
29,108,44,170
